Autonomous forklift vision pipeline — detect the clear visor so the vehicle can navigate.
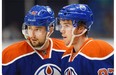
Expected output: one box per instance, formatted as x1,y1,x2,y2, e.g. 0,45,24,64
55,18,76,31
22,24,44,39
22,22,55,39
55,18,62,31
22,23,29,38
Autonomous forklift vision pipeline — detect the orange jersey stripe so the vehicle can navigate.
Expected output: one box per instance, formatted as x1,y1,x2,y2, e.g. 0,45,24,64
2,38,67,64
81,39,113,58
51,38,68,51
2,41,34,64
63,38,113,58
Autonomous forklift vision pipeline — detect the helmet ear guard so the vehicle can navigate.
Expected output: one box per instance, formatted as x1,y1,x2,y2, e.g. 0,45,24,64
47,20,55,31
47,21,55,37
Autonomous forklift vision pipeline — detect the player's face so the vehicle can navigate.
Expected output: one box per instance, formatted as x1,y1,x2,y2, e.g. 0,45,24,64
27,26,47,47
60,20,73,46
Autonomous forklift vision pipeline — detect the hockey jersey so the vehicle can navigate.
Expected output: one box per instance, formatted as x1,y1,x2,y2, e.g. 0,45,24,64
61,38,114,75
2,38,67,75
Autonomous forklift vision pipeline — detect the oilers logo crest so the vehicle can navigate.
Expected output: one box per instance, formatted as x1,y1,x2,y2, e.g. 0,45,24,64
34,64,61,75
64,67,78,75
79,5,86,11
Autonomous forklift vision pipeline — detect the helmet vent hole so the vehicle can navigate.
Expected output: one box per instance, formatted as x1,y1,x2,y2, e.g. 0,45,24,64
64,13,68,15
41,11,45,14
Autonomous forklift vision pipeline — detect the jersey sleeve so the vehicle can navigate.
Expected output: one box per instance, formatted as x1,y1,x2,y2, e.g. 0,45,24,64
81,40,114,75
2,41,33,75
2,62,18,75
2,46,19,75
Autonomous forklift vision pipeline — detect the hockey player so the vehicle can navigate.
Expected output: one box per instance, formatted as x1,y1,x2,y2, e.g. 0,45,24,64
57,4,114,75
2,5,67,75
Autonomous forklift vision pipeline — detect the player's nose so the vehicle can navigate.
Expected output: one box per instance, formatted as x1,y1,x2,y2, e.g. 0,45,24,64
60,27,65,34
30,31,36,38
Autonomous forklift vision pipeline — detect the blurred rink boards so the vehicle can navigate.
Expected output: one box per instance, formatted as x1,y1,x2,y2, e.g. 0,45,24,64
2,38,114,50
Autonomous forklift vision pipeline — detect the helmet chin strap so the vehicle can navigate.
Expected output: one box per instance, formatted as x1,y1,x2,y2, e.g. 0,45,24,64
66,28,87,47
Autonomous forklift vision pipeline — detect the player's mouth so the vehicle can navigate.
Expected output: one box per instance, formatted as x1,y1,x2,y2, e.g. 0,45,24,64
63,37,67,39
62,36,67,40
31,39,38,42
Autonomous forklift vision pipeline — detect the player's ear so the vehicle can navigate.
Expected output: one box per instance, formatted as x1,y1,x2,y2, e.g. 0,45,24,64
78,25,86,34
79,25,85,30
74,25,85,35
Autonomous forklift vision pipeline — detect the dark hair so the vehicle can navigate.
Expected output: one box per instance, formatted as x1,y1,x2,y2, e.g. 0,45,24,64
78,21,88,36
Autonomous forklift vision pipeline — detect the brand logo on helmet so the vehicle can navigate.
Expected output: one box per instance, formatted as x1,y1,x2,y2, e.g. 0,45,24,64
47,7,52,14
31,11,37,15
79,5,86,11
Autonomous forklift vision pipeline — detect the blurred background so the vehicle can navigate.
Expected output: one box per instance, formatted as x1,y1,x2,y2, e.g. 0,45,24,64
2,0,114,49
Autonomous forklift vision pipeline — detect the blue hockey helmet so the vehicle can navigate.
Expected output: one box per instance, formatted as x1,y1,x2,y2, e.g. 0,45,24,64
23,5,55,31
58,4,93,29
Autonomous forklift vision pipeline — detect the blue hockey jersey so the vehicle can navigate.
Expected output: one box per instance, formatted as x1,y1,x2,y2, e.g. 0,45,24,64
61,38,114,75
2,38,67,75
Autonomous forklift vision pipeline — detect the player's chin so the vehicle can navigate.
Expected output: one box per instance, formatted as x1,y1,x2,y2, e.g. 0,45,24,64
31,43,38,47
31,41,38,46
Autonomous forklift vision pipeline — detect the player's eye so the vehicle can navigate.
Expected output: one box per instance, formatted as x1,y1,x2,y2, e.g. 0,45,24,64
64,24,70,28
66,24,69,27
28,26,31,30
36,27,42,31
